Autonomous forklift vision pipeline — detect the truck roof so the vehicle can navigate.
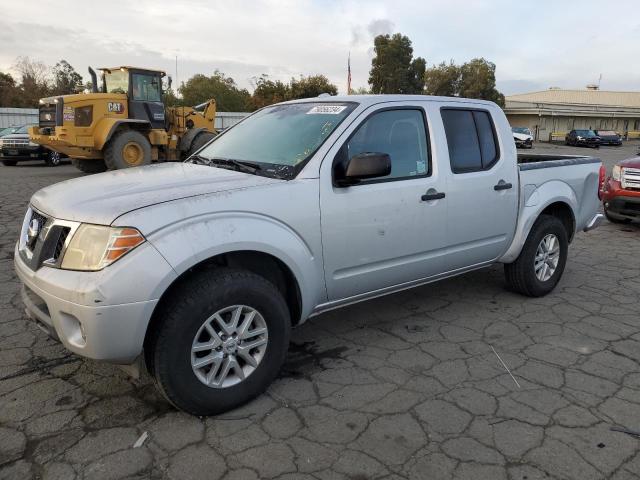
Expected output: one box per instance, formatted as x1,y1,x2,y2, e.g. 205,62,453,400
281,94,498,108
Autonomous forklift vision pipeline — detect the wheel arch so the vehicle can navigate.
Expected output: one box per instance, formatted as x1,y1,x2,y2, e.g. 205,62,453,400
95,119,152,150
499,182,578,264
144,248,303,356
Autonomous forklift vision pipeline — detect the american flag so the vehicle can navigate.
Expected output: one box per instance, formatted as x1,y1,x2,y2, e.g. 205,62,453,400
347,52,352,95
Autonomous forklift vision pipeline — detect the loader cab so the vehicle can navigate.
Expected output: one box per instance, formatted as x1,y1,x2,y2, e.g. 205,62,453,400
100,67,166,129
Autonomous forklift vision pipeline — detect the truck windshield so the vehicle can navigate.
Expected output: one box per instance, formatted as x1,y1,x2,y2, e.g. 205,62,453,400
196,102,357,178
103,70,129,94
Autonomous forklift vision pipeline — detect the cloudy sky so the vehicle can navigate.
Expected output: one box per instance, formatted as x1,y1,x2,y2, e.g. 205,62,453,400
1,0,639,95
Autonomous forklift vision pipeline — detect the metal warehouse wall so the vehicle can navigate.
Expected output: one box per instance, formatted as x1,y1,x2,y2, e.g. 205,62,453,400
0,108,38,128
215,112,249,130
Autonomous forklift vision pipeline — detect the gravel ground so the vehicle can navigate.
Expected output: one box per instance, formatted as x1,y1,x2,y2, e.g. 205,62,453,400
0,143,639,480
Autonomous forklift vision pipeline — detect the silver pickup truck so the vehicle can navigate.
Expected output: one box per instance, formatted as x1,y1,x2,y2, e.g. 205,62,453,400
15,95,603,415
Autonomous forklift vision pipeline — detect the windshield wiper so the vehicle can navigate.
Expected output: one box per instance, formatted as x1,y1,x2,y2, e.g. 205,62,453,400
188,154,213,166
211,157,262,174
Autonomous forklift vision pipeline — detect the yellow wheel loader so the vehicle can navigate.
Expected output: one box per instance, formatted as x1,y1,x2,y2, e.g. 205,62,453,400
29,66,217,173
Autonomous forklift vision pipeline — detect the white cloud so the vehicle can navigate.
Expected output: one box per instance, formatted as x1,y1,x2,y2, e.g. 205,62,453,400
0,0,638,96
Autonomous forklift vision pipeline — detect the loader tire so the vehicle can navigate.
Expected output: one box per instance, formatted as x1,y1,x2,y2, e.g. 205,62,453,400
104,130,151,170
72,158,107,174
188,132,216,157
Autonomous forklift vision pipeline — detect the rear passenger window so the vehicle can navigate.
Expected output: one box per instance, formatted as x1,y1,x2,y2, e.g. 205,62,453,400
441,109,499,173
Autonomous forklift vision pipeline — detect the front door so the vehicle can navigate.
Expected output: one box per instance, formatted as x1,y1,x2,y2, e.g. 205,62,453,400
320,104,449,301
128,72,165,129
439,107,518,270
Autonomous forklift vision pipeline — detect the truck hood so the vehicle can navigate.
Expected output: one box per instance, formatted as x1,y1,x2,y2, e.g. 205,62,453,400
619,156,640,169
31,163,281,225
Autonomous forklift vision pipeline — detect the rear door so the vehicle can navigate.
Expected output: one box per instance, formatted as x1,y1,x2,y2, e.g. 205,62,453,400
439,106,518,270
320,103,449,300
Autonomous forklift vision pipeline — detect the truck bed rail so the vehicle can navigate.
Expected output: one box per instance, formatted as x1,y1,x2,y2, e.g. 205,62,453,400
517,154,600,171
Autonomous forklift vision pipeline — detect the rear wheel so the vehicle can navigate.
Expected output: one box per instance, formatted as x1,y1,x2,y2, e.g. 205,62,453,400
104,130,151,170
504,215,568,297
1,160,17,166
44,150,61,167
188,131,216,157
146,268,291,415
72,158,107,174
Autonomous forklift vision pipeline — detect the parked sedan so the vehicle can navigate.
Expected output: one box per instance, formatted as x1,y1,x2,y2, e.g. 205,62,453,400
512,127,533,149
0,125,63,167
594,130,622,146
565,129,600,148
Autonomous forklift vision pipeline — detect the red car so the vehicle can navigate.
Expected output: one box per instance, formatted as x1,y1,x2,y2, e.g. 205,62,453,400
600,156,640,223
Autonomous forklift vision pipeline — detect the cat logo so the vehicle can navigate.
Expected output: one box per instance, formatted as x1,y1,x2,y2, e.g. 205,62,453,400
107,102,124,113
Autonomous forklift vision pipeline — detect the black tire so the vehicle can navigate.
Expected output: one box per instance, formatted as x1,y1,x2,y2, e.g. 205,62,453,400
504,214,568,297
104,129,151,170
71,158,107,173
44,150,61,167
188,132,216,157
604,208,630,224
146,268,291,415
1,160,17,166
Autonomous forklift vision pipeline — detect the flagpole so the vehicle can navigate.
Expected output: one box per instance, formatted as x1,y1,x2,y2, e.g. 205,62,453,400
347,51,352,95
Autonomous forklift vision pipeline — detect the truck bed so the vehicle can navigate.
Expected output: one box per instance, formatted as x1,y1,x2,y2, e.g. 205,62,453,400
517,153,600,171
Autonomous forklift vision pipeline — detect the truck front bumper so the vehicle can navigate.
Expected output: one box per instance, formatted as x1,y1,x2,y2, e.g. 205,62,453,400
14,242,172,364
28,126,101,159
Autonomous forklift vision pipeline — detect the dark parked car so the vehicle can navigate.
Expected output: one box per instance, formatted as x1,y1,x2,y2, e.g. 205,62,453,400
565,129,600,148
0,125,63,166
594,130,622,146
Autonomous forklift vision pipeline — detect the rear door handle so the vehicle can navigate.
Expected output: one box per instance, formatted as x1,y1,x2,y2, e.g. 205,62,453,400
494,182,513,191
421,191,446,201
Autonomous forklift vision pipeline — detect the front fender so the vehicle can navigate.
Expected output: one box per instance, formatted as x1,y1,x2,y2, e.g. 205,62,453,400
499,180,578,263
143,212,324,320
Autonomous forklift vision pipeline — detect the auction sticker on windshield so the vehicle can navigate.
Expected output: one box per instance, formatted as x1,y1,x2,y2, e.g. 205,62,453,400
307,105,347,114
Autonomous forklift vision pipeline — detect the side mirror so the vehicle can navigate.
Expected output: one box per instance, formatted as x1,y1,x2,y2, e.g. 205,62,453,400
334,151,391,186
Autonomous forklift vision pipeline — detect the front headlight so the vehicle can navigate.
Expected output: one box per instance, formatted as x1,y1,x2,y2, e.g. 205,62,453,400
576,136,584,140
28,141,38,147
612,165,622,181
61,224,145,271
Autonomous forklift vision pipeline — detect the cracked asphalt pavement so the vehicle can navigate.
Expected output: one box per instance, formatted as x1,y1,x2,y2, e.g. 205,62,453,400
1,144,639,480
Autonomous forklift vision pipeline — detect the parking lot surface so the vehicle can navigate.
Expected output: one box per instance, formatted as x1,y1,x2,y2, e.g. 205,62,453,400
1,144,639,480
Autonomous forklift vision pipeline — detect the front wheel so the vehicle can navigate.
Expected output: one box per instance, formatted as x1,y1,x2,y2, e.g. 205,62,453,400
104,130,151,170
45,150,61,167
146,268,291,415
504,215,568,297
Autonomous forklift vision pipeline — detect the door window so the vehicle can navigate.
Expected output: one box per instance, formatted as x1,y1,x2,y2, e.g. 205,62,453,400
345,109,430,181
441,109,499,173
131,74,161,102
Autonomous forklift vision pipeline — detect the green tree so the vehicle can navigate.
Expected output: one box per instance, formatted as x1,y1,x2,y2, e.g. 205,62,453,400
351,86,371,95
424,60,460,97
458,58,505,107
288,74,337,99
51,60,83,95
250,75,289,109
368,33,426,94
0,72,20,107
179,71,251,111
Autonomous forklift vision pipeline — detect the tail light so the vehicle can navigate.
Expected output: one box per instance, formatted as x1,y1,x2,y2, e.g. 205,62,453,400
598,164,606,199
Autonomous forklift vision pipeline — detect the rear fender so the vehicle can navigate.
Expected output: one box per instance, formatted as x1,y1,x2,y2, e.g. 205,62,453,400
499,180,578,263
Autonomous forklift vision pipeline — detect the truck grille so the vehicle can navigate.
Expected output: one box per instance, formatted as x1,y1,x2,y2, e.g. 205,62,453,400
1,138,29,148
19,207,76,271
622,167,640,190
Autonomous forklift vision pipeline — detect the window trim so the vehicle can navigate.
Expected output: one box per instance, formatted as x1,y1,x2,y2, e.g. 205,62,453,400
130,72,162,103
440,106,501,174
332,106,432,187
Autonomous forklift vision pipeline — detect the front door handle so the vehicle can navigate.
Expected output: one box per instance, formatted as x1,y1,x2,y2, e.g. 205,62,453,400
494,182,513,191
421,191,446,201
